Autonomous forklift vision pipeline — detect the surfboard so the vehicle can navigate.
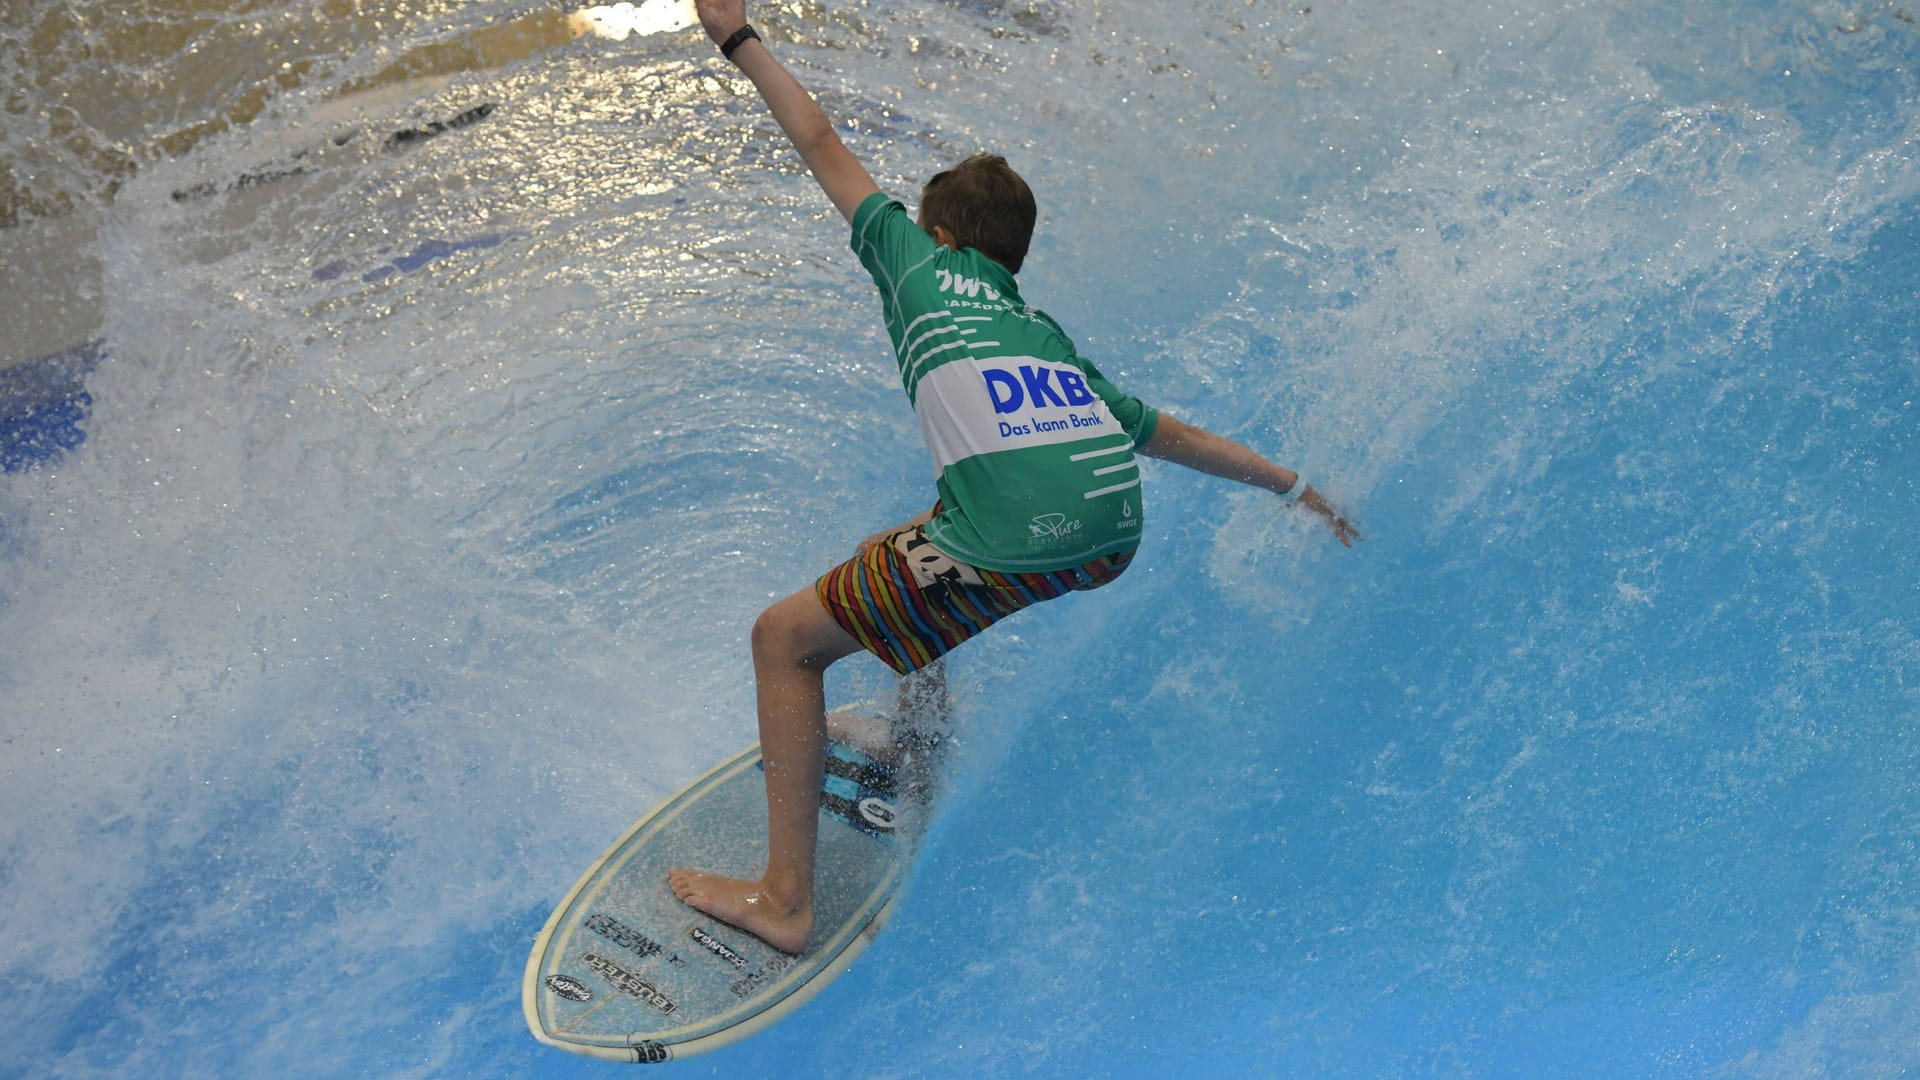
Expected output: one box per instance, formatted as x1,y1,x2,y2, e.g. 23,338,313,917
523,736,925,1063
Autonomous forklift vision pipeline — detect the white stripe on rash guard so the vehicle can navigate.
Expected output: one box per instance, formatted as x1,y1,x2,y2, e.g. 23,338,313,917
1084,476,1142,499
911,356,1126,474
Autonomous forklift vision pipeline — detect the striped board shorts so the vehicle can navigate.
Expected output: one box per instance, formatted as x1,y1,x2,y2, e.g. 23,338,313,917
817,521,1134,675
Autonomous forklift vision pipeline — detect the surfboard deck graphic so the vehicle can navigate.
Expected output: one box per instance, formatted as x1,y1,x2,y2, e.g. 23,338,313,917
523,739,918,1063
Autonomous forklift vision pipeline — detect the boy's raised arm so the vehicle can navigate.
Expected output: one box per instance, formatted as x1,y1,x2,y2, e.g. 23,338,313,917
695,0,881,221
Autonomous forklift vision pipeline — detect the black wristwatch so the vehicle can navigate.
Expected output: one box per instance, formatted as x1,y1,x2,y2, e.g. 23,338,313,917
719,24,760,62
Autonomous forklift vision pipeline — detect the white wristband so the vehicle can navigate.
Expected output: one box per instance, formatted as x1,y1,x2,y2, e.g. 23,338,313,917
1279,474,1308,504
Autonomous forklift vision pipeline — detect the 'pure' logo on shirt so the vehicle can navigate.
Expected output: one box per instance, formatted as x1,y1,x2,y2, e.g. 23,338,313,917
1030,513,1084,542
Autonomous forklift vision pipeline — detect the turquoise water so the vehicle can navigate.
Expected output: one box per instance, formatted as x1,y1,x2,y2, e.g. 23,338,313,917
3,0,1918,1076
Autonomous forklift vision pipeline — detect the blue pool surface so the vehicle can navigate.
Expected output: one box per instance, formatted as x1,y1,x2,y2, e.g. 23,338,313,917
2,1,1918,1076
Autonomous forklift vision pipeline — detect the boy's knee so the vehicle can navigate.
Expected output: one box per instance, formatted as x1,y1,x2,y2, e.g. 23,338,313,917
750,604,791,661
751,598,815,667
752,591,854,671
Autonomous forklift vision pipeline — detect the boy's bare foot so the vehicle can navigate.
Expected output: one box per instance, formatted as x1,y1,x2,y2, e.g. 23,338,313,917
667,868,813,955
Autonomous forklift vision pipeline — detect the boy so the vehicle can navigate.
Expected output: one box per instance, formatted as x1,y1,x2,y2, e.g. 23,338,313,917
669,0,1362,955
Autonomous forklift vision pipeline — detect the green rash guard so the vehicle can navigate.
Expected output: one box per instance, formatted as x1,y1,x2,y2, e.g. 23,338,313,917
850,192,1159,573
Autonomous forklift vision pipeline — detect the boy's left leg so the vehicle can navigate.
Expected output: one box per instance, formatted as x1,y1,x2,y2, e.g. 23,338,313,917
668,585,864,954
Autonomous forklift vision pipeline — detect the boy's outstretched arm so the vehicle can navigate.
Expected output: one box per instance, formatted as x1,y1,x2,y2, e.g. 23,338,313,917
1140,415,1362,546
696,0,881,221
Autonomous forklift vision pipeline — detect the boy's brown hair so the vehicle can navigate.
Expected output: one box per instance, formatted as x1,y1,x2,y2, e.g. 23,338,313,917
919,154,1037,273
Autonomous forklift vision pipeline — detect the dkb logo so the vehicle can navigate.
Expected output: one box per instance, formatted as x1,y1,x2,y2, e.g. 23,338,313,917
981,364,1097,413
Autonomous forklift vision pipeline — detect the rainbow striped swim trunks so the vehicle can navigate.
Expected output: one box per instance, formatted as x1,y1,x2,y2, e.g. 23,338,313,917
817,522,1134,675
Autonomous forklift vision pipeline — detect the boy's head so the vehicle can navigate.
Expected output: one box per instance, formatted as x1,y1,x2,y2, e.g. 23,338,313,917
918,154,1036,273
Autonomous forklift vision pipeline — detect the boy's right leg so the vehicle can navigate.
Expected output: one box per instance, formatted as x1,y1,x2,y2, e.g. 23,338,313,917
668,586,863,954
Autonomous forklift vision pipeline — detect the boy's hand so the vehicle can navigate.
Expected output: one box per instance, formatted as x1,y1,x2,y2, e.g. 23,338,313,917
696,0,749,45
1299,487,1362,547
